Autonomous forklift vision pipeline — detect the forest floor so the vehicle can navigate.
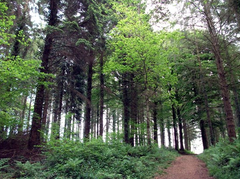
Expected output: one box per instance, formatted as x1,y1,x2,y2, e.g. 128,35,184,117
155,155,215,179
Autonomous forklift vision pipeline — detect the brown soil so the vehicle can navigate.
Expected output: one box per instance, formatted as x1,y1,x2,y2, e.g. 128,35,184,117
155,155,215,179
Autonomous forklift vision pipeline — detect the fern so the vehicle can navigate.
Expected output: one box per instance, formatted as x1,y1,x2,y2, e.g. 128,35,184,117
0,158,9,170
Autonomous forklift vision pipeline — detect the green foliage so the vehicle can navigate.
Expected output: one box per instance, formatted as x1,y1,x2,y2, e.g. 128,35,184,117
43,138,178,178
3,138,178,179
0,158,13,179
0,158,9,170
0,57,41,130
0,2,43,133
14,161,44,178
199,139,240,179
0,2,15,46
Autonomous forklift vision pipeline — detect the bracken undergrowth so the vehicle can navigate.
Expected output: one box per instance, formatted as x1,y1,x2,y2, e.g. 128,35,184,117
0,137,178,179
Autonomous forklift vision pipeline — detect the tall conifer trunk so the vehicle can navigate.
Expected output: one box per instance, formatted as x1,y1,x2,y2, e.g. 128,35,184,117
84,56,94,141
122,73,130,144
200,119,209,150
28,0,59,150
202,0,236,142
153,101,158,144
172,104,179,150
99,51,104,137
177,108,184,151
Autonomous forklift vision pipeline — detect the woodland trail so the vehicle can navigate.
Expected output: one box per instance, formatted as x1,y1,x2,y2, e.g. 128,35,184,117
155,155,215,179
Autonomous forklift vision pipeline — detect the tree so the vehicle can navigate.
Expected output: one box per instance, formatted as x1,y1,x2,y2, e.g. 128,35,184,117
201,0,236,142
0,2,40,140
28,0,60,150
105,3,180,145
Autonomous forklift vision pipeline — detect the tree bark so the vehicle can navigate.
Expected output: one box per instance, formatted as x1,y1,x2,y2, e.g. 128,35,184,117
153,101,158,144
122,73,130,144
200,119,209,150
28,0,59,150
130,74,137,146
177,107,184,151
159,102,165,147
99,51,104,137
167,119,171,148
84,56,94,141
172,104,179,150
183,118,189,150
202,0,236,142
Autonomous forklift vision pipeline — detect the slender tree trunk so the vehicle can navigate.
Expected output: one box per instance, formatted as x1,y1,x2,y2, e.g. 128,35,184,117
106,107,109,142
145,96,151,146
172,104,179,150
130,74,137,146
177,108,184,151
122,73,130,144
218,108,226,138
167,119,171,148
26,92,33,132
84,56,94,141
19,96,27,134
28,0,59,150
42,88,50,136
153,101,158,144
159,102,165,147
112,109,116,138
99,51,104,137
202,0,236,142
204,90,215,145
183,118,189,150
200,119,209,150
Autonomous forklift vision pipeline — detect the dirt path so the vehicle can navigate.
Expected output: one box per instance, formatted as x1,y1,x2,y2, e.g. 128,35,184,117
155,155,215,179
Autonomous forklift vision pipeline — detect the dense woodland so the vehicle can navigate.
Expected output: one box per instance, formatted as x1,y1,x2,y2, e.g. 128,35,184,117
0,0,240,178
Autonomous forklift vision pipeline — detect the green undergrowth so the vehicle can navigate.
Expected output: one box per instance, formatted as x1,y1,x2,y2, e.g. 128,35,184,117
0,138,178,179
198,138,240,179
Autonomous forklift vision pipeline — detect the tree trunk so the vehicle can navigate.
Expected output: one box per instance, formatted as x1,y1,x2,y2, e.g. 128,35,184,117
202,0,236,142
51,74,63,140
167,119,171,148
183,118,189,150
106,106,109,142
172,104,179,150
159,102,165,147
130,74,137,146
28,0,59,150
19,96,27,134
112,109,116,138
204,90,215,145
84,56,94,141
26,92,33,132
200,119,209,150
177,108,184,151
122,73,130,144
146,102,151,146
99,51,104,137
153,101,158,144
42,88,50,134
